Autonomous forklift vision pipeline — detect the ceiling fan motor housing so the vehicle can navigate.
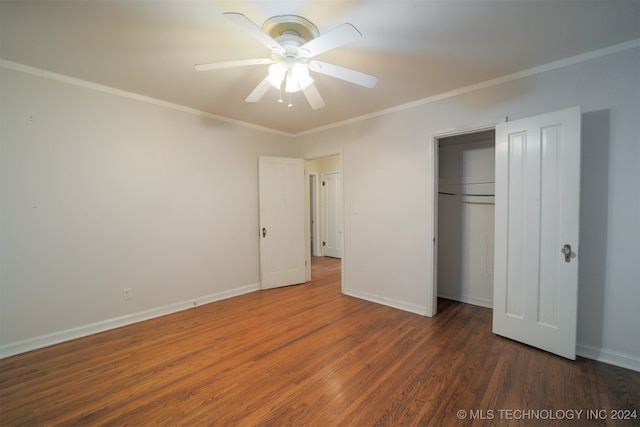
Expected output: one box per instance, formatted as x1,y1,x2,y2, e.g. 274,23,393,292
262,15,319,43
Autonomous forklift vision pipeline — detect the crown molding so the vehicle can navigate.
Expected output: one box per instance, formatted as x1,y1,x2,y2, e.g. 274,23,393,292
0,59,292,137
293,38,640,137
3,38,638,139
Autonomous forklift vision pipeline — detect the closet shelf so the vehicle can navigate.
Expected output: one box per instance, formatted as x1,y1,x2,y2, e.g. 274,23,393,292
438,191,495,197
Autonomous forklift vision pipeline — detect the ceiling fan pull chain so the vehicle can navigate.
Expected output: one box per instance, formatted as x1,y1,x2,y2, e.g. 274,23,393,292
288,92,293,108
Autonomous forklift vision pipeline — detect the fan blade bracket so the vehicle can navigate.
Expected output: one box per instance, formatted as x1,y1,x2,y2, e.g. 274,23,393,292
297,48,312,58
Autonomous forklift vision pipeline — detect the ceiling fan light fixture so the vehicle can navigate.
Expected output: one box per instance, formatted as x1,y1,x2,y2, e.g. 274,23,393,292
285,63,313,93
267,63,286,88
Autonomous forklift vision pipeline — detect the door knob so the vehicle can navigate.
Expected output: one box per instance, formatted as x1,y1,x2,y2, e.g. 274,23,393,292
562,244,572,262
262,227,267,238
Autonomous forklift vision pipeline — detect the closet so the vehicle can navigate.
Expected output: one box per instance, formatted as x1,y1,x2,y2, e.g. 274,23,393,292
437,130,495,308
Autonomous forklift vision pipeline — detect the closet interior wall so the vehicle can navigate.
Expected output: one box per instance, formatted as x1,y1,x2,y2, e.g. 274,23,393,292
437,130,495,308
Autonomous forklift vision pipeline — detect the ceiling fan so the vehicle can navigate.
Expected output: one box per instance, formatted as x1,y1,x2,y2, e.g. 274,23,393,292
195,12,378,109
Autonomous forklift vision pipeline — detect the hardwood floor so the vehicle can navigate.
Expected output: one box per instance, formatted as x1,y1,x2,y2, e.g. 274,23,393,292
1,256,638,426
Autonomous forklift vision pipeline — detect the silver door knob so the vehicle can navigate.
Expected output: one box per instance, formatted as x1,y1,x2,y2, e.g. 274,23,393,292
562,244,572,262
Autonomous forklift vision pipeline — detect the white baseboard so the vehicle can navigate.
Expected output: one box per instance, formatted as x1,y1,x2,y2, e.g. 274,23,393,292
0,283,260,359
345,289,639,373
577,344,640,372
343,287,429,316
4,284,638,374
438,292,493,309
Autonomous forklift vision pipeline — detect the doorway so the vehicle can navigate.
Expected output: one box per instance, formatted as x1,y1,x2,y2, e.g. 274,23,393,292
305,154,343,279
309,174,318,256
429,108,581,359
435,129,496,311
321,171,342,258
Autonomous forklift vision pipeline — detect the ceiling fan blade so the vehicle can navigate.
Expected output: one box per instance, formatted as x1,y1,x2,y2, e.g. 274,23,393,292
309,61,378,88
194,58,273,71
246,77,273,103
302,84,325,109
298,23,362,58
223,12,284,54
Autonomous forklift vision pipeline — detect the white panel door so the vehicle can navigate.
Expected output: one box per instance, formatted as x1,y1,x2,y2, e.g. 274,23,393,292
493,107,581,360
322,172,342,258
259,156,306,289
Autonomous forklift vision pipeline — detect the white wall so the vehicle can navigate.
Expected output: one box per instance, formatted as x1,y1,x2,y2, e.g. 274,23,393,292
299,47,640,371
2,46,638,371
0,67,302,356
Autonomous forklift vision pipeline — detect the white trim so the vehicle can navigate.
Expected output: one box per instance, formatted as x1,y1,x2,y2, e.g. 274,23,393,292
431,124,500,141
2,39,637,139
437,293,493,309
0,60,292,138
304,150,342,161
293,39,640,137
345,289,640,372
343,288,429,316
0,283,260,359
428,124,498,317
577,344,640,373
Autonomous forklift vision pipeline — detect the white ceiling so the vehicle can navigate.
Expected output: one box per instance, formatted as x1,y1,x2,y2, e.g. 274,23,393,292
1,0,638,135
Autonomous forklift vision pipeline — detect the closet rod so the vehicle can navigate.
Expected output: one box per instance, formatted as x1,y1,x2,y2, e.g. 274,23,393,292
438,191,495,197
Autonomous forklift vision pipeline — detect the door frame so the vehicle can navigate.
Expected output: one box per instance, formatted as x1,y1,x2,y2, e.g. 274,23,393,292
304,150,344,283
427,123,499,316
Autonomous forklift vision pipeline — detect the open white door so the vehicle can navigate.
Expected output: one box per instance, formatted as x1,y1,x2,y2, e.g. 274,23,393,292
493,107,581,359
322,172,343,258
259,156,306,289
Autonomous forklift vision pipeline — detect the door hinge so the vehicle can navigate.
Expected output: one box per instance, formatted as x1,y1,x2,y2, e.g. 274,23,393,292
323,241,326,246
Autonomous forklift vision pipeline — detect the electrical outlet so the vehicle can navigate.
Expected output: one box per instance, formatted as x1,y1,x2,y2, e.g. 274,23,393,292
123,288,132,300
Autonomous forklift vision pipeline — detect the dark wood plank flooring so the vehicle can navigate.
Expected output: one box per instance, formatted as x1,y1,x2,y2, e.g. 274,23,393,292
1,256,638,426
